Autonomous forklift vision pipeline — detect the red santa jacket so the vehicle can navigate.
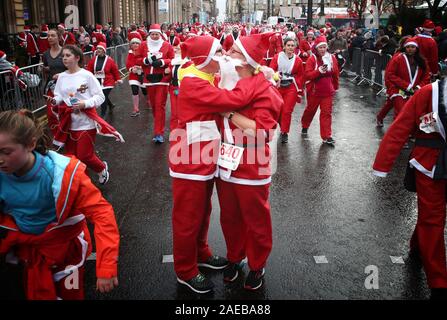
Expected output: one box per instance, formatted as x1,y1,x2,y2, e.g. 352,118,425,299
86,55,121,89
26,32,40,57
384,52,430,100
138,29,148,41
91,32,106,46
264,33,283,63
60,32,76,46
415,34,439,75
169,65,268,181
218,73,283,185
270,52,304,96
299,39,314,62
223,34,238,52
0,151,120,300
305,54,339,97
136,40,174,86
38,37,50,55
126,49,144,86
167,35,181,47
373,81,445,179
128,31,143,42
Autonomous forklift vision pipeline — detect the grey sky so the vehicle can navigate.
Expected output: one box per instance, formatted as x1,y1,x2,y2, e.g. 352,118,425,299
217,0,226,20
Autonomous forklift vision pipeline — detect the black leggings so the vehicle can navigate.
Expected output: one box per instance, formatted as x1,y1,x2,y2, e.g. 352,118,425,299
100,88,113,116
131,85,147,96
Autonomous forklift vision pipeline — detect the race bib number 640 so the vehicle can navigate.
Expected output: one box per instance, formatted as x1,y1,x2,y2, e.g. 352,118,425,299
217,142,244,171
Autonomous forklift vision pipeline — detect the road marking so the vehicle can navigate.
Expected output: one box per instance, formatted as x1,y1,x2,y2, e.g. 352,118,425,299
314,255,329,264
87,253,96,261
162,254,174,263
390,256,405,264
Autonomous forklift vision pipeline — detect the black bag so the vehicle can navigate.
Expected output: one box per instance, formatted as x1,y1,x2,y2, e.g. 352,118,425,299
403,162,417,192
279,79,293,88
146,73,163,83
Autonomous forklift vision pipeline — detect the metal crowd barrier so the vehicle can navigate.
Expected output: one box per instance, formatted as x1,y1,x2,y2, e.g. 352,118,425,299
344,47,392,96
0,43,130,113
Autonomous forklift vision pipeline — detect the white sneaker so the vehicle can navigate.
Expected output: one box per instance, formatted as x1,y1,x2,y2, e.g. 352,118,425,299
98,161,109,185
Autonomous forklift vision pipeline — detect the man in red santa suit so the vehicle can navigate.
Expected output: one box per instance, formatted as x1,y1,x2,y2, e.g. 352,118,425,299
38,24,50,56
138,24,148,41
216,32,283,291
300,36,339,145
91,24,106,47
26,25,41,65
372,75,447,300
57,23,76,46
86,42,123,117
128,24,143,42
137,24,174,143
169,35,270,294
415,20,439,77
167,26,181,47
384,37,431,120
270,37,304,143
263,29,283,67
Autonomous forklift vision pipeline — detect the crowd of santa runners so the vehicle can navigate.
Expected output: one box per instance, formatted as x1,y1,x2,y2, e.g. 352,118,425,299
1,16,447,300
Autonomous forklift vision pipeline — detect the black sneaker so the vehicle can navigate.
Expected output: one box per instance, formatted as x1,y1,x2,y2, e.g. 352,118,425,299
301,128,308,136
323,137,335,145
223,262,244,283
177,273,214,294
280,133,288,144
244,268,265,291
430,288,447,300
198,255,228,270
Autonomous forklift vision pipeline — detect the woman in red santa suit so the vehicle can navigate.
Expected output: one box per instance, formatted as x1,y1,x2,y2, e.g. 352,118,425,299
169,35,270,294
263,30,283,67
137,24,175,144
384,37,430,120
300,36,339,145
91,24,107,47
38,24,50,57
86,42,123,118
126,37,147,117
216,33,283,291
57,24,76,46
299,30,315,64
372,72,447,300
270,37,304,143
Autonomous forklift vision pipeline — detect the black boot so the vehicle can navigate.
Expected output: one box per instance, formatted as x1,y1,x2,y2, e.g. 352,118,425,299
281,133,288,144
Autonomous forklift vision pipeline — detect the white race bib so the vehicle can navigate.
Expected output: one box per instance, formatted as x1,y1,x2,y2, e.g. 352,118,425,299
217,142,244,171
95,71,105,79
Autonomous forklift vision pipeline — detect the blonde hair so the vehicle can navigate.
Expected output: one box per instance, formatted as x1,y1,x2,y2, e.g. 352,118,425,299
0,109,52,155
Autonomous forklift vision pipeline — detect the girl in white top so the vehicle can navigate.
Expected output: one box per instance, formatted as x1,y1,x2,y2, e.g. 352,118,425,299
49,45,110,185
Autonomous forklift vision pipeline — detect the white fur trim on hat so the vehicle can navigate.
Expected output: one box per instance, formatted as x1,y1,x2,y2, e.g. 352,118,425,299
96,44,107,51
315,41,328,48
130,37,141,44
404,41,418,47
234,37,259,69
196,38,220,69
149,29,162,34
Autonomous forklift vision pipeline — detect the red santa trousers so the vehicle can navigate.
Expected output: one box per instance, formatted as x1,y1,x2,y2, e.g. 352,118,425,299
410,170,447,288
392,96,407,119
169,86,179,131
376,98,393,122
278,86,300,134
216,179,272,271
172,178,214,281
64,129,105,173
301,95,333,139
147,85,169,136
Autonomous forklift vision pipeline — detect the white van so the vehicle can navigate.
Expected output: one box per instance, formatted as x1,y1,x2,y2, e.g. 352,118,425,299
267,16,286,26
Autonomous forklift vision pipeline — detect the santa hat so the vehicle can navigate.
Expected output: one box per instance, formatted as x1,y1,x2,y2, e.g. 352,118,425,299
404,37,418,48
235,33,273,69
130,37,141,44
96,24,102,31
325,22,333,28
57,23,65,30
73,27,79,32
422,19,435,31
180,35,220,69
0,50,6,60
96,42,107,52
307,29,315,36
435,26,443,36
314,36,328,48
149,24,161,34
24,25,30,32
41,24,49,33
17,32,27,42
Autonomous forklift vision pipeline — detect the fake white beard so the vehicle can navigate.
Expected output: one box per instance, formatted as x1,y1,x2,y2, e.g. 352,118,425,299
147,38,164,52
216,56,243,90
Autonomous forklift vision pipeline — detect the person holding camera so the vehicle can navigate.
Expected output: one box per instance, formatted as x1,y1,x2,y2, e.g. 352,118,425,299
137,24,174,144
384,37,430,120
300,36,339,145
270,37,304,144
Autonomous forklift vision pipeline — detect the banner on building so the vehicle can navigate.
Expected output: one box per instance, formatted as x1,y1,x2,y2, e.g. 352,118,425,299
159,0,168,13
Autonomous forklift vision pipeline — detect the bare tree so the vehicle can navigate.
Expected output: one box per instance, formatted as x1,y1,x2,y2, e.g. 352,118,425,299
426,0,447,20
